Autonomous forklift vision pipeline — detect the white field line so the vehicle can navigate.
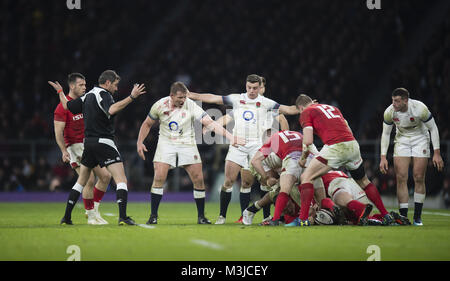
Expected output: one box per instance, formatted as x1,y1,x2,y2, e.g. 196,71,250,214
103,213,116,217
137,224,155,229
191,239,224,250
422,211,450,217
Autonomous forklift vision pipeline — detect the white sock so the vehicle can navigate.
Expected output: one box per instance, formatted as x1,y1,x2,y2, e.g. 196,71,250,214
72,183,84,193
414,192,426,204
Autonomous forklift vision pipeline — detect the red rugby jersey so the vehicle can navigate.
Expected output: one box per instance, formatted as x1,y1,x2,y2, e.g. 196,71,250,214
321,171,349,195
299,104,355,145
259,130,303,160
54,95,84,147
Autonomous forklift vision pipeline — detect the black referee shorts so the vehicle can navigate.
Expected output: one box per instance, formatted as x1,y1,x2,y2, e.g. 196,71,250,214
81,138,122,168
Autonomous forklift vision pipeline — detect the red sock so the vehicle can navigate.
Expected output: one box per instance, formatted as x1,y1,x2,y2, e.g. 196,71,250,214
83,198,94,210
273,192,290,221
298,183,314,221
347,200,366,218
93,187,105,203
370,214,383,221
364,183,388,216
321,198,335,211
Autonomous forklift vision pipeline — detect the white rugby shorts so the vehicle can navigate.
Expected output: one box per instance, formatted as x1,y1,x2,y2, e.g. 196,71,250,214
67,142,84,169
225,141,262,169
317,140,363,171
153,141,202,168
394,134,430,158
327,177,369,204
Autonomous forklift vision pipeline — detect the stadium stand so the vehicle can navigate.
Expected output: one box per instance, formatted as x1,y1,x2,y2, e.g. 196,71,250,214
0,1,447,203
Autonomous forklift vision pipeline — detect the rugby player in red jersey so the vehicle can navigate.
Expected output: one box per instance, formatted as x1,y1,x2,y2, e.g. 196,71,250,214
52,73,111,225
290,94,394,227
252,130,312,225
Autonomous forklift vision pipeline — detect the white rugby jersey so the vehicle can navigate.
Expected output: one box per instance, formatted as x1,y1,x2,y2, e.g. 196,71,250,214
222,93,280,141
148,97,207,145
383,99,432,139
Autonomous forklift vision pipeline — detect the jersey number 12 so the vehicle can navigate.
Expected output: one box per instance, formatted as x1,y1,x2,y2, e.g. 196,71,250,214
318,105,340,119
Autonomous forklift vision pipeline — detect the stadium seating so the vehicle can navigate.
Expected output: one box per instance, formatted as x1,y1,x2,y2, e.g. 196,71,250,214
0,1,447,196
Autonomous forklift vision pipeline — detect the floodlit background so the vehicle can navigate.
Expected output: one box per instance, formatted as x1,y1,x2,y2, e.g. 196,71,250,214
0,0,449,208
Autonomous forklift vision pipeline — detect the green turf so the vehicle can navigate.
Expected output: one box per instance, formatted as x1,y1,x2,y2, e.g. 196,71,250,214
0,202,449,261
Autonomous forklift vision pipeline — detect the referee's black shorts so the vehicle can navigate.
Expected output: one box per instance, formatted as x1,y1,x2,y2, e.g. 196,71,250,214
81,138,122,168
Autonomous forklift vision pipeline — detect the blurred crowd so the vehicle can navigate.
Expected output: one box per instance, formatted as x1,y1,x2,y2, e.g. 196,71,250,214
0,1,448,205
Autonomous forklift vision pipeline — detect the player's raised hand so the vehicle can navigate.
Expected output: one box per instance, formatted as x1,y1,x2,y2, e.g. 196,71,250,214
432,153,444,172
379,156,389,174
131,83,147,98
48,81,63,93
231,136,246,147
137,142,148,160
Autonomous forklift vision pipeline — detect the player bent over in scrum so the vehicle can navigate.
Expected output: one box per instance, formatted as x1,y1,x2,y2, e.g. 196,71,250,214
294,94,394,227
51,73,110,225
137,82,245,225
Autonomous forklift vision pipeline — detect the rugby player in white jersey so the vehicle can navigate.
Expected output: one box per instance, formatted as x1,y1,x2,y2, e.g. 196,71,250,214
187,74,300,224
379,88,444,225
136,82,245,224
203,76,289,223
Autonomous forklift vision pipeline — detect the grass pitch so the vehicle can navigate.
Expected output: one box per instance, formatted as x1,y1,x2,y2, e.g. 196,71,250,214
0,202,449,261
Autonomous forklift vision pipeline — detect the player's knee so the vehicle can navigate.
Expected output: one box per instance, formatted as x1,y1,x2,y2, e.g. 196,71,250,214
413,172,425,184
349,165,366,181
98,171,112,185
396,172,408,183
300,173,311,184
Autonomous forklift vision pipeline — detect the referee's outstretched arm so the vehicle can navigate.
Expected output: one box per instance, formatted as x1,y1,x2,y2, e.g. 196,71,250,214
109,84,146,115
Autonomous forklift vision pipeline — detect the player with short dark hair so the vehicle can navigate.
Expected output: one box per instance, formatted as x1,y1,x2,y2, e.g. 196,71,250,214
49,70,146,225
52,73,110,225
188,74,300,224
379,88,444,225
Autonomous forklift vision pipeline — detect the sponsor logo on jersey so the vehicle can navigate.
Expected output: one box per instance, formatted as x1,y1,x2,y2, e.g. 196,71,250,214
169,121,179,131
243,111,255,121
73,114,83,121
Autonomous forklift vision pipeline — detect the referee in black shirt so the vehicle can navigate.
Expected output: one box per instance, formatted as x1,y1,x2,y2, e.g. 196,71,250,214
49,70,146,225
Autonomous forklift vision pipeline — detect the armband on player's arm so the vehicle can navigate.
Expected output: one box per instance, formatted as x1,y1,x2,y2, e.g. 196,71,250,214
423,117,440,151
380,122,393,156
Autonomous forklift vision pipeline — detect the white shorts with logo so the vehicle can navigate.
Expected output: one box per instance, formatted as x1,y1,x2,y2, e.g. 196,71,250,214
67,142,84,169
394,134,430,158
225,141,262,169
318,140,363,171
153,141,202,169
327,177,369,204
280,151,303,183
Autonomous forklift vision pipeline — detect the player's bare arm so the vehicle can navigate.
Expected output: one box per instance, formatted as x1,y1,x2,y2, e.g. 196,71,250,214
279,104,301,115
299,126,314,167
136,116,157,161
54,120,70,163
200,115,245,147
108,84,146,115
203,114,233,134
187,92,224,105
48,81,69,110
250,151,271,186
276,114,289,131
